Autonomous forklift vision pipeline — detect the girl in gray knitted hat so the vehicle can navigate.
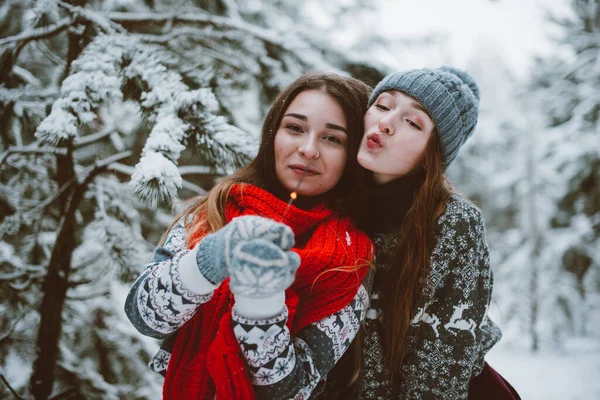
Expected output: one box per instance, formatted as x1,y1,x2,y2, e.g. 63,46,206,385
318,67,521,399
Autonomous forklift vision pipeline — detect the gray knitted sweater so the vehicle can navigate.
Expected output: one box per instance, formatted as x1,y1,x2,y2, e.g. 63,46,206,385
318,194,502,399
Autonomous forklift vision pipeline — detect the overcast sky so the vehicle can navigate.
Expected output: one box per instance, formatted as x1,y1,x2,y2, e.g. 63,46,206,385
309,0,570,78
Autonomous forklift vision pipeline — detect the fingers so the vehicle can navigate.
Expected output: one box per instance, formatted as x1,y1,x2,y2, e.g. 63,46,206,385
232,239,288,268
286,250,301,272
228,239,301,298
228,216,295,250
265,222,295,250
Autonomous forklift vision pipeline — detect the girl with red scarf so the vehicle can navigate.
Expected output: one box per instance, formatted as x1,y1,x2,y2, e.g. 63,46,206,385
125,73,374,399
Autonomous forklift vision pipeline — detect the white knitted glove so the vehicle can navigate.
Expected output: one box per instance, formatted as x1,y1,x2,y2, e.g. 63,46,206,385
195,215,294,284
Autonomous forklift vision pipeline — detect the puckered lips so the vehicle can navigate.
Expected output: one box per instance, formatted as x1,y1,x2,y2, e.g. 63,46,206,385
289,164,319,176
366,133,383,150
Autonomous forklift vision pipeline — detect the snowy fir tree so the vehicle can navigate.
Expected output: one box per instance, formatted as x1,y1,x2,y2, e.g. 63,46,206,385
450,0,600,351
446,41,534,346
0,1,382,398
523,0,600,348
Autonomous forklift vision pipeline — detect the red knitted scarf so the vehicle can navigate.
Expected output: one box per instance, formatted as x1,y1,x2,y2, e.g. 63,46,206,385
162,184,372,400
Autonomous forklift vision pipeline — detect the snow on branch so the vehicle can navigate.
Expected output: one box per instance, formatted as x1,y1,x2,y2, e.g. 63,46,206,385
35,29,256,206
73,216,151,282
0,86,58,104
108,11,281,45
56,1,127,35
110,162,207,196
130,153,182,207
0,17,73,47
123,41,255,205
35,34,128,146
178,165,226,175
0,146,68,169
186,111,256,170
134,27,262,75
108,11,335,72
176,88,257,162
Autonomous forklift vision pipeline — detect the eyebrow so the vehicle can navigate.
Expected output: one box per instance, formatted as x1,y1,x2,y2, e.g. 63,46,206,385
382,93,431,118
283,113,348,134
409,101,429,116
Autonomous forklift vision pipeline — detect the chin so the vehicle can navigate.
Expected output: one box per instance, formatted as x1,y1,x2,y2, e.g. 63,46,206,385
357,154,375,170
281,183,297,193
295,188,320,197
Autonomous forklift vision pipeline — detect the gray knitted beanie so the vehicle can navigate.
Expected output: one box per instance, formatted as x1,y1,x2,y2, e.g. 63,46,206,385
368,67,480,168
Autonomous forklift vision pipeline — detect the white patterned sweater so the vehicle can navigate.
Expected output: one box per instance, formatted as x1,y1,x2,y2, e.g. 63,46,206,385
124,220,370,399
318,194,503,400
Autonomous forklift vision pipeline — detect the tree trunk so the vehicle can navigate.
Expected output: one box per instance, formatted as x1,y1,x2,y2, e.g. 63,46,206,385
526,131,540,352
94,309,117,384
30,147,77,400
28,148,131,399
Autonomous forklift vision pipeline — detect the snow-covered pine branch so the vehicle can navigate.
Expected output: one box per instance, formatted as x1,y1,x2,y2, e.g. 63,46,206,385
34,32,256,206
0,16,73,47
34,34,127,146
56,1,127,35
122,38,255,205
72,216,151,284
135,26,264,76
108,10,337,77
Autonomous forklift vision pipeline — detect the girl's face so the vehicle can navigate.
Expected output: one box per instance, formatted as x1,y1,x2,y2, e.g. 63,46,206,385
274,89,348,196
358,90,435,184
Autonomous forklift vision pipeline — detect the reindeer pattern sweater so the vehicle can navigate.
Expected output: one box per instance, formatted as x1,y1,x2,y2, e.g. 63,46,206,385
124,220,370,399
318,193,502,400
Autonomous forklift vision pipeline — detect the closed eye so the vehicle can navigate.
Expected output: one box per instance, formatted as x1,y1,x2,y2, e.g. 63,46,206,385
406,119,422,131
375,104,390,111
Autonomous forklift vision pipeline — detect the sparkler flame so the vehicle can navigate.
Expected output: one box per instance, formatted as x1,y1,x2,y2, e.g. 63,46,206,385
282,163,310,219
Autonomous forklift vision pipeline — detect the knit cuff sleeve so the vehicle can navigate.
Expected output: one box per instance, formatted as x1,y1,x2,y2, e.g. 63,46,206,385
179,247,220,295
194,234,228,285
233,292,286,320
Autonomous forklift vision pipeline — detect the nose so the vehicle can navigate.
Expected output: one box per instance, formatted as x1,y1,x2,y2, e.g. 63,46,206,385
378,118,394,136
298,135,320,159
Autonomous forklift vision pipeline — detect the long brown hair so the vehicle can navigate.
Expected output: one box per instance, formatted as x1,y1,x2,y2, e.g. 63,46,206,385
381,131,452,385
344,131,453,389
160,72,371,246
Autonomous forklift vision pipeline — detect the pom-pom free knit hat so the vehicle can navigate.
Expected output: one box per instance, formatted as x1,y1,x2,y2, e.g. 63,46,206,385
368,67,480,168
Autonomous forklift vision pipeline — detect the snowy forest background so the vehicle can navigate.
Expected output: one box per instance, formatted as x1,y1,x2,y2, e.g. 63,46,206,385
0,0,598,399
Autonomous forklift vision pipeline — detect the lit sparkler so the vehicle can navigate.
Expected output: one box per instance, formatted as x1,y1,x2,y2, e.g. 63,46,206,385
283,163,310,218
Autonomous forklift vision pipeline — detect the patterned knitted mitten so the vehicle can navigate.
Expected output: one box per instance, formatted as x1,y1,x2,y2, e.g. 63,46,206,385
195,216,294,285
229,239,300,299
